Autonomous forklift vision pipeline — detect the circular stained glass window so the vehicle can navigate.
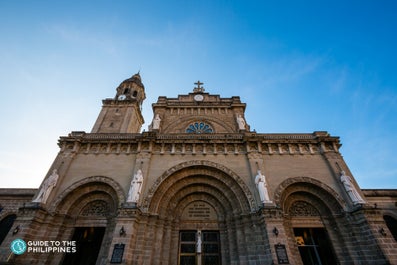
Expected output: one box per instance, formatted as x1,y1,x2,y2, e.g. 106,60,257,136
186,122,214,134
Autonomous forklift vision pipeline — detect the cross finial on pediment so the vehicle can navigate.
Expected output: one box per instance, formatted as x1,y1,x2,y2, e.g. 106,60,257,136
193,80,205,93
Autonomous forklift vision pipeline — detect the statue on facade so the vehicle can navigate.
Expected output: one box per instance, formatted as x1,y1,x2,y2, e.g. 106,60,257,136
196,230,202,254
32,169,59,204
236,114,246,130
255,170,272,203
340,171,366,205
127,169,144,203
151,114,161,130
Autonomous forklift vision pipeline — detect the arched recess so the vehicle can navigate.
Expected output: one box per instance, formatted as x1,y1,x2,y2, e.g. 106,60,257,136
134,161,272,265
273,176,346,212
50,176,125,215
275,177,347,265
143,162,257,264
143,160,254,217
49,177,124,265
161,115,235,133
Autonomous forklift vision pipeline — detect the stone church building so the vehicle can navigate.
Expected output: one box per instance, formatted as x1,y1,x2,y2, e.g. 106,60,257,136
1,73,397,265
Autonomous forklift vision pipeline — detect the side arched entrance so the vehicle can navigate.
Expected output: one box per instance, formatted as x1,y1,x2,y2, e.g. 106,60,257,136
135,161,272,265
51,176,124,265
274,177,351,265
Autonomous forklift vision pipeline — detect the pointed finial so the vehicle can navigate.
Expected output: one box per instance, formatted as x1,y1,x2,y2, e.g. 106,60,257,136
132,71,141,80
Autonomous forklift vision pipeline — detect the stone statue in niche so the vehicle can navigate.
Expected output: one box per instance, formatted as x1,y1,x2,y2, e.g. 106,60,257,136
340,171,366,205
32,169,59,204
255,170,272,203
236,114,246,130
151,114,161,130
127,169,144,203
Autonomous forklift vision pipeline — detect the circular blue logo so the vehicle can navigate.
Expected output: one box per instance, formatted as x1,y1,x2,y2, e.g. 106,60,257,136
10,238,27,255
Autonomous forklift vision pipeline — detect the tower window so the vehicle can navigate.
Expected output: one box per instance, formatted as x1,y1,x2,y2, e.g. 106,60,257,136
123,88,130,94
186,122,214,134
132,91,138,97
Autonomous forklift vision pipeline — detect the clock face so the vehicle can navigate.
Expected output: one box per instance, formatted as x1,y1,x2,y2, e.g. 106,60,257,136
118,95,126,100
194,94,204,101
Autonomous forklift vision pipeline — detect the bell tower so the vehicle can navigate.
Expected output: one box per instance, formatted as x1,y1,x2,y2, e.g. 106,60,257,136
91,73,145,133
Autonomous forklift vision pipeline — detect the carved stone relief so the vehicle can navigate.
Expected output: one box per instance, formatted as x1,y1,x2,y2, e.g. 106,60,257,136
289,201,320,216
80,200,109,217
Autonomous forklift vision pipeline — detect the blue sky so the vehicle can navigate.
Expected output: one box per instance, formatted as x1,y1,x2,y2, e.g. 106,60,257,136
0,0,396,189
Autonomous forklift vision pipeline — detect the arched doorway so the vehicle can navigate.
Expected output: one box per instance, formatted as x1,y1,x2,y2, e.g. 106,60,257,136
176,196,223,265
275,178,348,265
289,201,337,265
52,177,123,265
61,199,111,265
141,161,269,265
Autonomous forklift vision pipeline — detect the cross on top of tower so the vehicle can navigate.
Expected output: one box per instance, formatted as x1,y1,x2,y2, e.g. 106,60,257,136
193,80,205,93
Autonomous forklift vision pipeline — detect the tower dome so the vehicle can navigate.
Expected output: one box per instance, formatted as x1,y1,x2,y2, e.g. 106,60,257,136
115,72,146,105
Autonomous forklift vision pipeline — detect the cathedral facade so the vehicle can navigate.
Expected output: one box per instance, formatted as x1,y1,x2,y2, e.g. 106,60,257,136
0,74,397,265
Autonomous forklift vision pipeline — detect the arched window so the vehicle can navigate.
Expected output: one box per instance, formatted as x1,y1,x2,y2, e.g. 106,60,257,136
0,214,17,246
132,91,138,97
384,215,397,241
186,122,214,134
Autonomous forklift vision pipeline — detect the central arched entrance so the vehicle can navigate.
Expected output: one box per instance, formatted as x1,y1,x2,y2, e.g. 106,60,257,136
178,199,221,265
141,161,270,265
176,194,222,265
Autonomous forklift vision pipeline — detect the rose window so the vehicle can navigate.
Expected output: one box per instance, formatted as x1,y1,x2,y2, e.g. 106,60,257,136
186,122,214,134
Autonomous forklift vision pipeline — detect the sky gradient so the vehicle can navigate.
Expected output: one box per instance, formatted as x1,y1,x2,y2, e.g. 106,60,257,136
0,1,396,189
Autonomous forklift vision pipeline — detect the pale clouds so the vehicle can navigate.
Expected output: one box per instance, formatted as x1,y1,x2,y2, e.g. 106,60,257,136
259,53,325,89
44,23,119,56
0,150,53,188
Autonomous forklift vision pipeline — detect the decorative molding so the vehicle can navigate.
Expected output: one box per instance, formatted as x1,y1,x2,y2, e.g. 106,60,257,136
273,176,347,213
258,207,284,219
80,200,109,217
247,153,262,160
289,201,320,216
50,176,126,213
118,206,142,218
142,160,256,212
59,132,340,156
161,115,235,134
61,142,337,156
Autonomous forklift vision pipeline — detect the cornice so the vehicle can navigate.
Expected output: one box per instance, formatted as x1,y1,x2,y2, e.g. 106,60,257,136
0,189,37,196
57,131,341,155
101,99,134,106
362,189,397,197
60,131,339,142
153,94,246,109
